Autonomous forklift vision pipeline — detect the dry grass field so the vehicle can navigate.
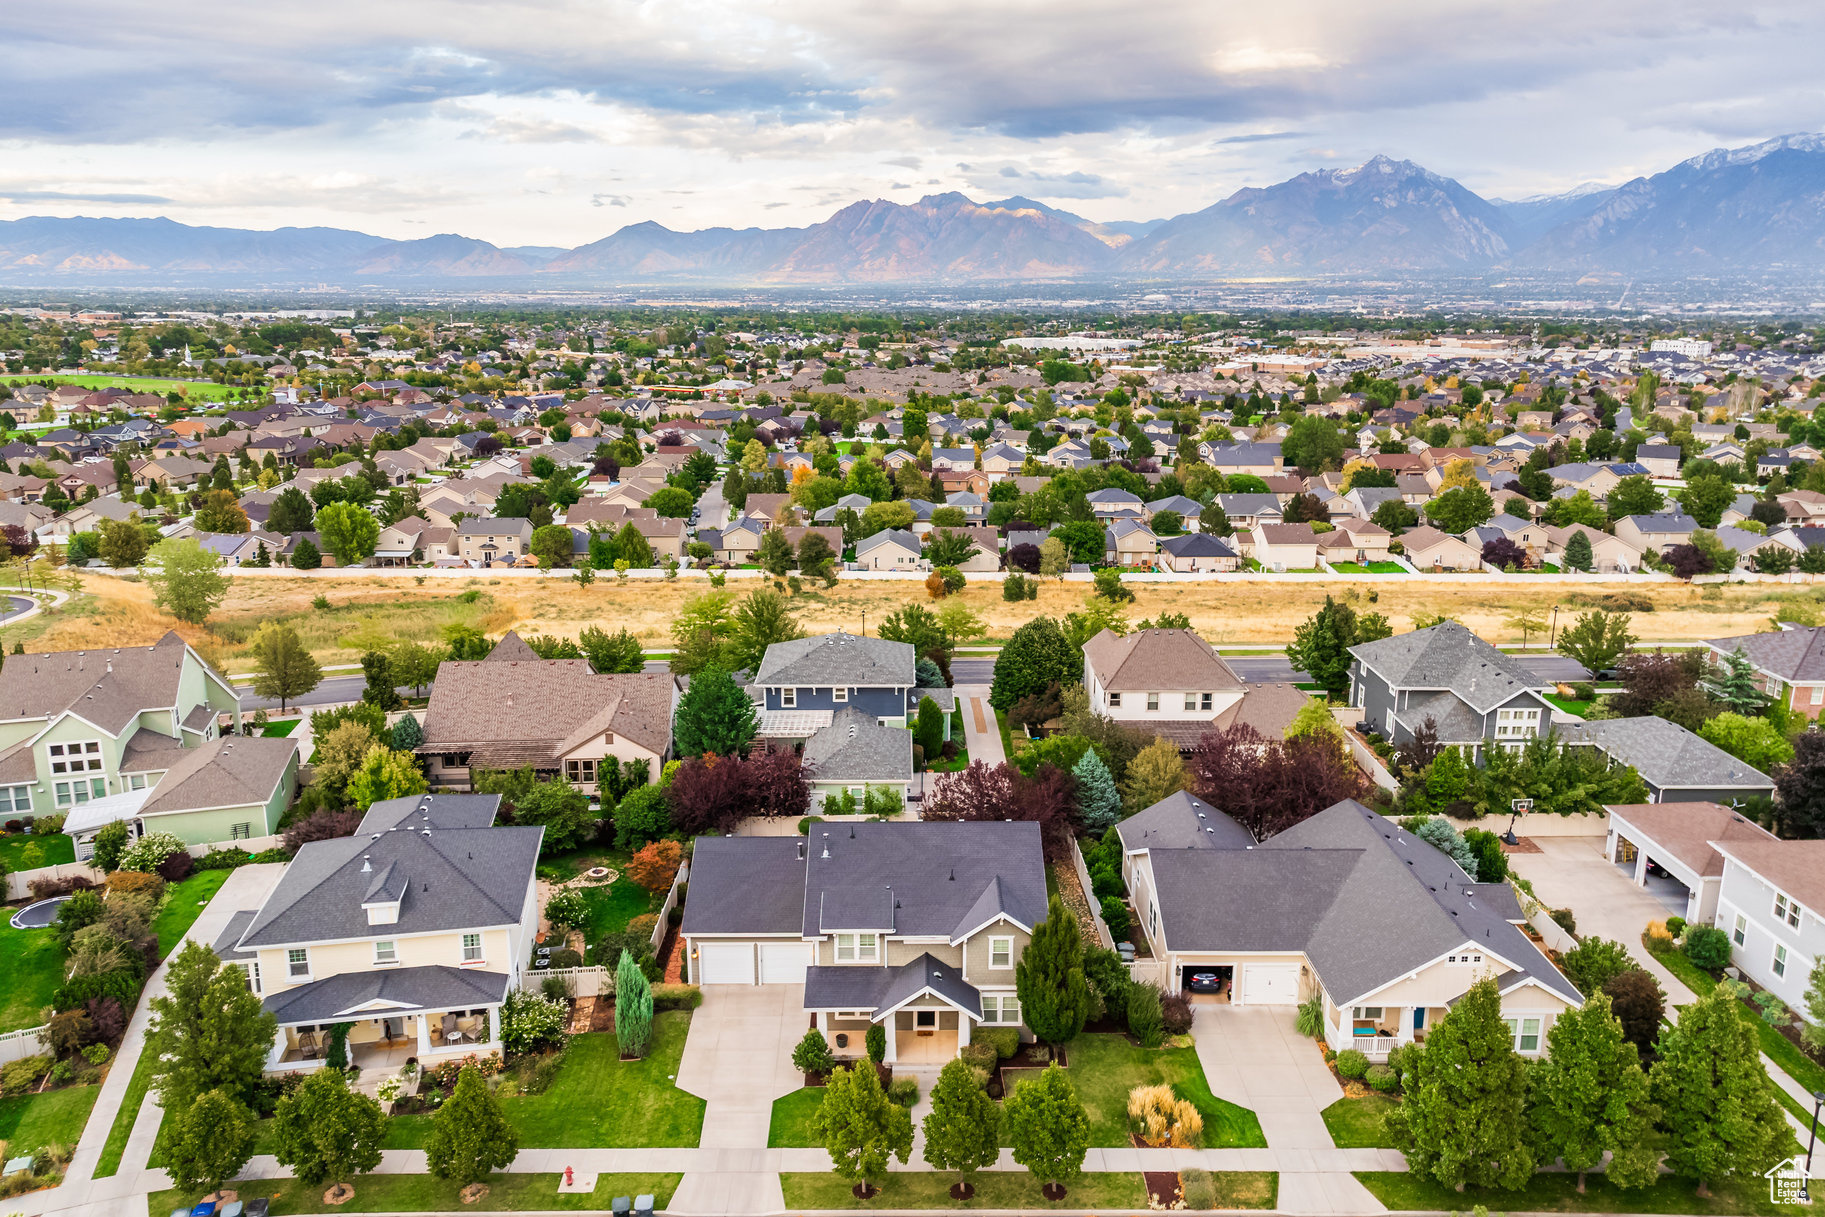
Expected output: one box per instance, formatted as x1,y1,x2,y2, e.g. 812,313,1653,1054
10,571,1823,668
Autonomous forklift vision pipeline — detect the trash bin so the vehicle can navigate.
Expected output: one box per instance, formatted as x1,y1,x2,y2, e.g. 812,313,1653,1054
635,1193,655,1217
612,1196,632,1217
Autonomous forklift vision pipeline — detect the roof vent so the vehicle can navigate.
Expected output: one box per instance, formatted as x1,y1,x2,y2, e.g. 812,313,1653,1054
820,832,831,860
361,856,371,873
797,839,806,861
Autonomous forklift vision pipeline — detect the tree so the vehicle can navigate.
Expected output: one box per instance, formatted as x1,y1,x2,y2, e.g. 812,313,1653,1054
925,528,977,568
1704,648,1770,715
914,696,945,763
1804,956,1825,1053
1607,475,1666,519
990,617,1081,711
144,537,230,624
509,778,595,852
159,1088,257,1199
580,625,645,674
1286,595,1392,699
1650,986,1794,1195
1071,748,1122,831
1188,723,1364,840
1527,992,1659,1192
727,588,806,675
1559,938,1637,998
425,1065,518,1186
530,523,574,569
1425,483,1495,534
1665,542,1715,580
1772,729,1825,840
612,525,652,569
797,531,837,578
193,489,250,534
1386,977,1534,1191
268,486,315,534
626,839,684,893
1004,1064,1090,1194
91,819,130,873
813,1063,913,1195
615,948,654,1058
1698,712,1793,772
1678,472,1737,528
314,501,380,565
674,666,758,757
668,751,808,836
1482,537,1528,570
97,517,150,567
755,528,795,576
1015,894,1090,1047
345,744,428,810
645,486,694,518
249,622,322,712
360,650,403,711
1371,498,1418,534
291,537,322,569
1038,536,1070,578
146,941,276,1113
925,759,1078,858
1282,414,1345,471
922,1056,1001,1196
1504,606,1548,644
272,1068,387,1195
1603,969,1667,1059
388,640,441,697
1121,737,1186,811
1556,610,1636,677
1561,529,1595,573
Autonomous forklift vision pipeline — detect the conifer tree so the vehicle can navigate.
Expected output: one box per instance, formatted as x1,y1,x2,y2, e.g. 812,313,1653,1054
615,948,654,1058
1562,528,1594,572
1527,992,1658,1192
1071,748,1123,831
1015,894,1090,1047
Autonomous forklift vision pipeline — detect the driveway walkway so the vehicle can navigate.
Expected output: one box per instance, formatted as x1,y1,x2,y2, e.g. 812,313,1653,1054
1193,1005,1387,1215
955,684,1005,767
672,984,807,1214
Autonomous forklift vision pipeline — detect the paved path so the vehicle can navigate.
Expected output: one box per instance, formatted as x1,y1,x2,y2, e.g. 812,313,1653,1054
1194,1005,1388,1215
955,684,1006,767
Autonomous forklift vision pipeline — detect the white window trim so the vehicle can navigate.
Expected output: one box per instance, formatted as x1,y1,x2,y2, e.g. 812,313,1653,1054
780,687,797,708
287,947,311,980
47,739,104,775
1108,692,1122,708
1503,1015,1543,1054
374,940,398,965
1773,943,1789,978
1146,692,1160,712
461,933,483,964
833,687,848,703
988,936,1013,970
1733,913,1747,946
54,777,107,808
857,932,878,962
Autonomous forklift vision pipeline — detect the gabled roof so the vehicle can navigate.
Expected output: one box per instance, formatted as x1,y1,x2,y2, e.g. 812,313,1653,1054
796,821,1045,940
420,661,676,763
1556,716,1774,792
261,965,511,1026
1705,625,1825,683
1604,802,1777,877
680,836,807,935
755,632,915,689
1081,628,1244,694
138,734,296,818
360,793,502,834
0,632,226,735
802,707,913,783
1117,791,1256,851
1348,622,1543,713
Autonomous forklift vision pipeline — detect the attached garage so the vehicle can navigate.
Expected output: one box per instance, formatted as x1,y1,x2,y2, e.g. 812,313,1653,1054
1239,962,1300,1006
696,941,756,985
759,941,813,985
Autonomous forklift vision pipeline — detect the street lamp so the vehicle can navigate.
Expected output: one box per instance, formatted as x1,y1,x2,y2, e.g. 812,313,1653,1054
1548,604,1561,649
1803,1089,1825,1203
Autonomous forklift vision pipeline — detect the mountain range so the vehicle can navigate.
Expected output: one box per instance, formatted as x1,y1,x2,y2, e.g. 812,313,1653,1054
5,133,1825,285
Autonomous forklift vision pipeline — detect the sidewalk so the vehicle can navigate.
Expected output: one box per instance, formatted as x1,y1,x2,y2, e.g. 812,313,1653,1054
954,684,1005,767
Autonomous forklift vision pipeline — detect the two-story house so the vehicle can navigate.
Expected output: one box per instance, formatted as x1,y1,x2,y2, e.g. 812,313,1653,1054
64,734,299,859
752,633,917,731
1083,627,1245,735
457,517,533,566
0,632,240,819
1711,836,1825,1023
215,793,541,1073
683,820,1046,1063
1119,793,1580,1058
1704,625,1825,721
1348,622,1555,759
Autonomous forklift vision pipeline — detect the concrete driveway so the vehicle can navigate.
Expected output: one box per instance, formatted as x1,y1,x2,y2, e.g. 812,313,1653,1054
675,984,807,1148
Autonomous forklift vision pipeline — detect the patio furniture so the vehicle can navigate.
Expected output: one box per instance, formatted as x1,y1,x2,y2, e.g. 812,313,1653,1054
635,1193,655,1217
446,1029,465,1045
442,1013,459,1038
612,1196,632,1216
296,1031,320,1060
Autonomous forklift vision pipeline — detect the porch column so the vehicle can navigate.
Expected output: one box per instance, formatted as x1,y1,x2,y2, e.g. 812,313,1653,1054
957,1018,971,1050
1632,845,1648,886
816,1010,828,1036
416,1014,431,1058
265,1028,287,1070
489,1005,501,1046
882,1020,897,1064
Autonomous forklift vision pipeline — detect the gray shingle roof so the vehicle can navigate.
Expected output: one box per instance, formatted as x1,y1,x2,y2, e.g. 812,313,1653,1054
138,735,295,819
262,964,511,1025
803,951,982,1018
360,793,502,834
1706,626,1825,682
799,821,1046,940
680,836,808,935
1555,716,1775,792
1117,791,1256,851
802,708,913,783
1349,622,1544,713
754,632,915,689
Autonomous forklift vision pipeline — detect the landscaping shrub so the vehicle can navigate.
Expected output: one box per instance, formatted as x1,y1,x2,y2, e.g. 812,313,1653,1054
30,874,98,900
976,1027,1019,1060
628,913,660,943
83,997,125,1046
1460,828,1509,883
544,888,589,932
1683,924,1732,971
1083,946,1132,1029
1334,1048,1369,1080
1099,895,1132,939
1128,1082,1203,1147
547,948,584,969
1385,1043,1419,1088
117,831,185,874
155,849,194,881
865,1023,887,1063
1089,867,1122,900
1295,995,1324,1039
104,870,164,901
1180,1168,1217,1210
1364,1063,1400,1093
651,983,702,1011
1160,992,1194,1037
1560,937,1636,998
1127,984,1165,1048
499,989,567,1057
44,1009,93,1058
887,1077,919,1107
281,807,362,852
1665,915,1686,939
32,813,65,835
0,1056,49,1097
1549,907,1577,936
792,1029,835,1076
960,1042,998,1072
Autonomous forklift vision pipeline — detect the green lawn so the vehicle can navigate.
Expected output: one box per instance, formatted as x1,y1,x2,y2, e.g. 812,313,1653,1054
0,920,68,1033
1062,1033,1267,1148
1321,1094,1399,1148
1545,694,1594,718
780,1170,1153,1210
533,849,656,946
153,869,231,957
0,1084,100,1156
385,1016,703,1149
152,1172,682,1214
1356,1169,1807,1215
769,1087,825,1148
92,1049,156,1178
995,708,1016,758
259,718,302,737
0,374,245,402
0,832,74,871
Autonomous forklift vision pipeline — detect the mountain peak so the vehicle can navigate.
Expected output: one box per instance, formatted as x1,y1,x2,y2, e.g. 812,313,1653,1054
1677,131,1825,174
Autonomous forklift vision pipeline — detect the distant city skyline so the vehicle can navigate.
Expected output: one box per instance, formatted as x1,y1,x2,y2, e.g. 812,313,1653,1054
3,1,1822,245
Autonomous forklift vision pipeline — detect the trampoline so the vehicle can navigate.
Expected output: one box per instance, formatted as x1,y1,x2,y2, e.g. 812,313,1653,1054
9,896,70,930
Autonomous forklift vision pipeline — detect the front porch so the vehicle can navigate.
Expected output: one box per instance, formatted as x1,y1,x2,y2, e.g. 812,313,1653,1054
269,1007,502,1071
1326,1002,1432,1058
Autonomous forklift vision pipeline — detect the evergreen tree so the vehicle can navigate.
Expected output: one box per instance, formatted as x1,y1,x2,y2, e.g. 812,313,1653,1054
812,1063,913,1193
1704,647,1770,715
1387,977,1534,1190
147,941,277,1112
915,696,946,763
1015,894,1090,1046
922,1057,1002,1194
159,1088,256,1198
1004,1064,1090,1192
1650,986,1795,1195
673,666,759,757
291,537,323,569
1562,529,1594,572
425,1066,518,1185
271,1068,387,1194
1527,993,1659,1192
615,948,654,1058
1071,748,1122,831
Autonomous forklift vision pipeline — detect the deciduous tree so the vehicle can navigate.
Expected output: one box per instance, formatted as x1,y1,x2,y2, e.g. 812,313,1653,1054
1650,986,1795,1195
249,622,322,712
922,1057,1001,1195
272,1068,387,1194
314,501,380,565
144,537,231,624
1527,993,1659,1192
1286,596,1392,700
146,941,276,1113
159,1088,257,1199
1556,611,1636,678
990,617,1081,711
579,625,645,674
1004,1064,1090,1193
813,1063,912,1194
344,744,428,810
425,1065,518,1185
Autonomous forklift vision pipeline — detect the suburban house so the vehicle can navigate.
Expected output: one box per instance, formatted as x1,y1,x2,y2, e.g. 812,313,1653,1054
752,633,916,731
1556,717,1776,803
214,793,541,1073
64,734,299,859
1317,519,1394,565
1399,525,1483,571
456,517,533,566
682,820,1046,1063
1158,533,1240,572
417,639,677,791
1602,801,1778,927
1703,624,1825,720
802,706,915,805
1348,622,1555,757
1082,627,1309,747
1118,795,1580,1057
0,632,241,818
1709,835,1825,1022
1542,524,1643,573
1614,512,1699,554
1250,523,1320,570
854,529,924,572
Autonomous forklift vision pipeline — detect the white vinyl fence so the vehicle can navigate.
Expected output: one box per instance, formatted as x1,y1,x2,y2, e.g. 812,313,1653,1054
0,1026,47,1066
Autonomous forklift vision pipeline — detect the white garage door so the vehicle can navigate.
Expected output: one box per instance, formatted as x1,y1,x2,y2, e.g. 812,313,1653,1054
696,942,756,985
1240,962,1300,1006
759,941,813,985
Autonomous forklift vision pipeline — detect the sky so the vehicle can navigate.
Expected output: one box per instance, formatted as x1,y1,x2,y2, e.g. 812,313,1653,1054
2,0,1823,247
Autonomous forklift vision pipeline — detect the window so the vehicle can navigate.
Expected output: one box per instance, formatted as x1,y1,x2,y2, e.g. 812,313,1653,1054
1199,692,1213,711
839,933,879,962
1352,1006,1384,1021
1494,708,1541,740
915,1009,936,1028
1733,913,1747,946
0,785,29,813
1775,893,1802,929
1183,693,1199,712
1812,685,1823,706
1446,953,1484,965
989,937,1013,969
1503,1016,1542,1052
125,773,149,791
1774,944,1789,978
1146,692,1160,712
565,758,597,784
461,933,482,963
48,740,103,774
982,994,1021,1024
833,687,848,703
54,778,106,808
374,940,397,965
1108,693,1122,708
287,948,309,979
780,687,797,708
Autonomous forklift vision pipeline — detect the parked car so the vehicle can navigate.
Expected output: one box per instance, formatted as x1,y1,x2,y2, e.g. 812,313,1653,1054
1185,970,1226,994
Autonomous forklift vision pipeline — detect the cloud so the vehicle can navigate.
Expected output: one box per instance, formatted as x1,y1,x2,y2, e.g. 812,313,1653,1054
0,188,173,204
591,193,630,207
964,165,1127,200
1216,131,1310,144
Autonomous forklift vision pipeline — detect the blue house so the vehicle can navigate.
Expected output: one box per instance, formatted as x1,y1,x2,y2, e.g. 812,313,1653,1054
752,633,917,728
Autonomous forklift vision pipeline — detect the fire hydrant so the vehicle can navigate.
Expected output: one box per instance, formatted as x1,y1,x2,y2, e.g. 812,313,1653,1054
564,1166,574,1187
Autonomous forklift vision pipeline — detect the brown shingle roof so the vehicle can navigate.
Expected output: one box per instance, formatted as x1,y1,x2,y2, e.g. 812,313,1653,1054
421,660,676,761
1606,802,1777,878
1081,628,1244,694
0,632,202,735
141,735,297,818
1711,838,1825,917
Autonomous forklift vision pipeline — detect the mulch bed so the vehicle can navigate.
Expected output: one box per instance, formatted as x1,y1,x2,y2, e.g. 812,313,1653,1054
589,997,617,1032
995,1044,1065,1094
1144,1171,1182,1207
1502,836,1543,854
807,1062,892,1088
1048,860,1103,951
658,922,683,984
